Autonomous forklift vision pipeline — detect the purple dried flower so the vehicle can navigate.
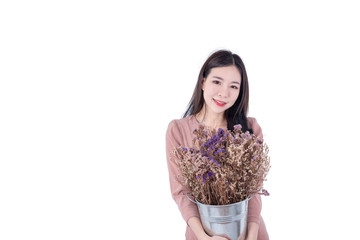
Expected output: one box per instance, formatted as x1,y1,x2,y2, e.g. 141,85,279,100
205,146,216,155
261,189,270,196
217,128,225,136
214,148,225,155
229,134,235,142
205,156,215,164
241,132,252,140
198,172,215,184
204,156,221,167
197,175,206,183
205,134,220,147
207,172,214,177
234,124,242,131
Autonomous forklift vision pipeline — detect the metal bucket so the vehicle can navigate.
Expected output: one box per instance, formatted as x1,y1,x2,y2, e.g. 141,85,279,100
187,194,253,240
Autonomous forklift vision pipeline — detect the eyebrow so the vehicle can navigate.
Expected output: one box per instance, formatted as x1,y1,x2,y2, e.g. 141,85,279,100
212,76,240,85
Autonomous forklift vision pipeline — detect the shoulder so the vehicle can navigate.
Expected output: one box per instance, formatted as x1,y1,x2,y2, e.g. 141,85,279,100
247,117,263,139
166,115,194,143
166,120,181,149
166,119,180,135
167,115,193,132
166,117,185,138
246,117,259,127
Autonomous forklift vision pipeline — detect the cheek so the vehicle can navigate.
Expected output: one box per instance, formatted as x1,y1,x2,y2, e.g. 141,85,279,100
231,91,240,101
203,86,215,98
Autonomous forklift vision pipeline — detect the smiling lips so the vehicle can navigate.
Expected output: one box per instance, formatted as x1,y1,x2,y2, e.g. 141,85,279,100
213,98,227,107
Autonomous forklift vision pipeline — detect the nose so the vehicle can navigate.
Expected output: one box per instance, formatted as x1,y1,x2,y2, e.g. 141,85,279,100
218,85,229,98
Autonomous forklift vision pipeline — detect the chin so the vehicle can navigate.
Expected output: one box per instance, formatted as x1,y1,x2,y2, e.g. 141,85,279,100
210,107,228,114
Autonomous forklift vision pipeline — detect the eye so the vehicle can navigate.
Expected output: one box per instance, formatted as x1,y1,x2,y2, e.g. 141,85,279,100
231,85,239,90
212,80,221,85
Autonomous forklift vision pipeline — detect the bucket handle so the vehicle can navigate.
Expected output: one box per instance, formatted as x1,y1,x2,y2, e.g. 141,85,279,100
247,192,258,200
247,188,264,201
186,192,197,204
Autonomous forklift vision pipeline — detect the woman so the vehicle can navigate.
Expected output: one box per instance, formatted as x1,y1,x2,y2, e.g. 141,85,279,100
166,50,269,240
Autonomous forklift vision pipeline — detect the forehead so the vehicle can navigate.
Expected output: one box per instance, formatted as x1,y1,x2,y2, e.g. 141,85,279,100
208,65,241,82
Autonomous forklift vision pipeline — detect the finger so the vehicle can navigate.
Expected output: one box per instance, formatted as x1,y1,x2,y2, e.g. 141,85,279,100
217,233,231,240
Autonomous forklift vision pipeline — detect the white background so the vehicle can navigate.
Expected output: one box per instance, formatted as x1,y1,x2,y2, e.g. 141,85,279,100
1,1,359,239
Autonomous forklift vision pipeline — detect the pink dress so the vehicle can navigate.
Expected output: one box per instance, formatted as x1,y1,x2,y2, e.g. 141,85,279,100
165,115,269,240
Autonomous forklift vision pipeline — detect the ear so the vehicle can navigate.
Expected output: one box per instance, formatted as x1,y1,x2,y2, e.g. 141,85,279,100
201,78,205,91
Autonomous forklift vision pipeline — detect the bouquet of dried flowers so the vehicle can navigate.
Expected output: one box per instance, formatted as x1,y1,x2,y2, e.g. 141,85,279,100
173,124,270,205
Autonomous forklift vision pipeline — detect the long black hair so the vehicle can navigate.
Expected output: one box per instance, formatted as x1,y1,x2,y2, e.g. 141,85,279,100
183,49,253,133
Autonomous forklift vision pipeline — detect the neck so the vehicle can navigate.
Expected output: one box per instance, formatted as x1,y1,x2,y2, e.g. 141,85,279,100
195,106,227,129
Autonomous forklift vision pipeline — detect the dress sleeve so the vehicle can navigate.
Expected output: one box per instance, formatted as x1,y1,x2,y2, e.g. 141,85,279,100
247,117,263,224
165,120,200,224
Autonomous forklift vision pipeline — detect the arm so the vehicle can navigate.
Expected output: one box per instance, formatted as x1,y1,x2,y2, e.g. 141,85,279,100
165,120,200,223
246,222,259,240
246,194,262,240
246,117,264,239
188,217,231,240
166,121,230,240
188,217,209,240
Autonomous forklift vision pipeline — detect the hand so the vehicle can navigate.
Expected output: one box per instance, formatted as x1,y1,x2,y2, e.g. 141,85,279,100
245,237,257,240
245,222,259,240
188,217,232,240
208,234,231,240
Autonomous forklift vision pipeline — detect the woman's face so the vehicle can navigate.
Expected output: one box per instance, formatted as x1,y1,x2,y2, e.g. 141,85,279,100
202,65,241,115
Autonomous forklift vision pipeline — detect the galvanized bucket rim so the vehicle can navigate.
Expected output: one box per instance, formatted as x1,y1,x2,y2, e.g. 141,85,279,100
194,198,249,208
186,191,258,208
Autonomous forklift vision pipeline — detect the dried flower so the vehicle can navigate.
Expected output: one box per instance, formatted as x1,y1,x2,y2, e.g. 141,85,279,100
173,125,271,205
261,189,270,196
234,124,242,131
